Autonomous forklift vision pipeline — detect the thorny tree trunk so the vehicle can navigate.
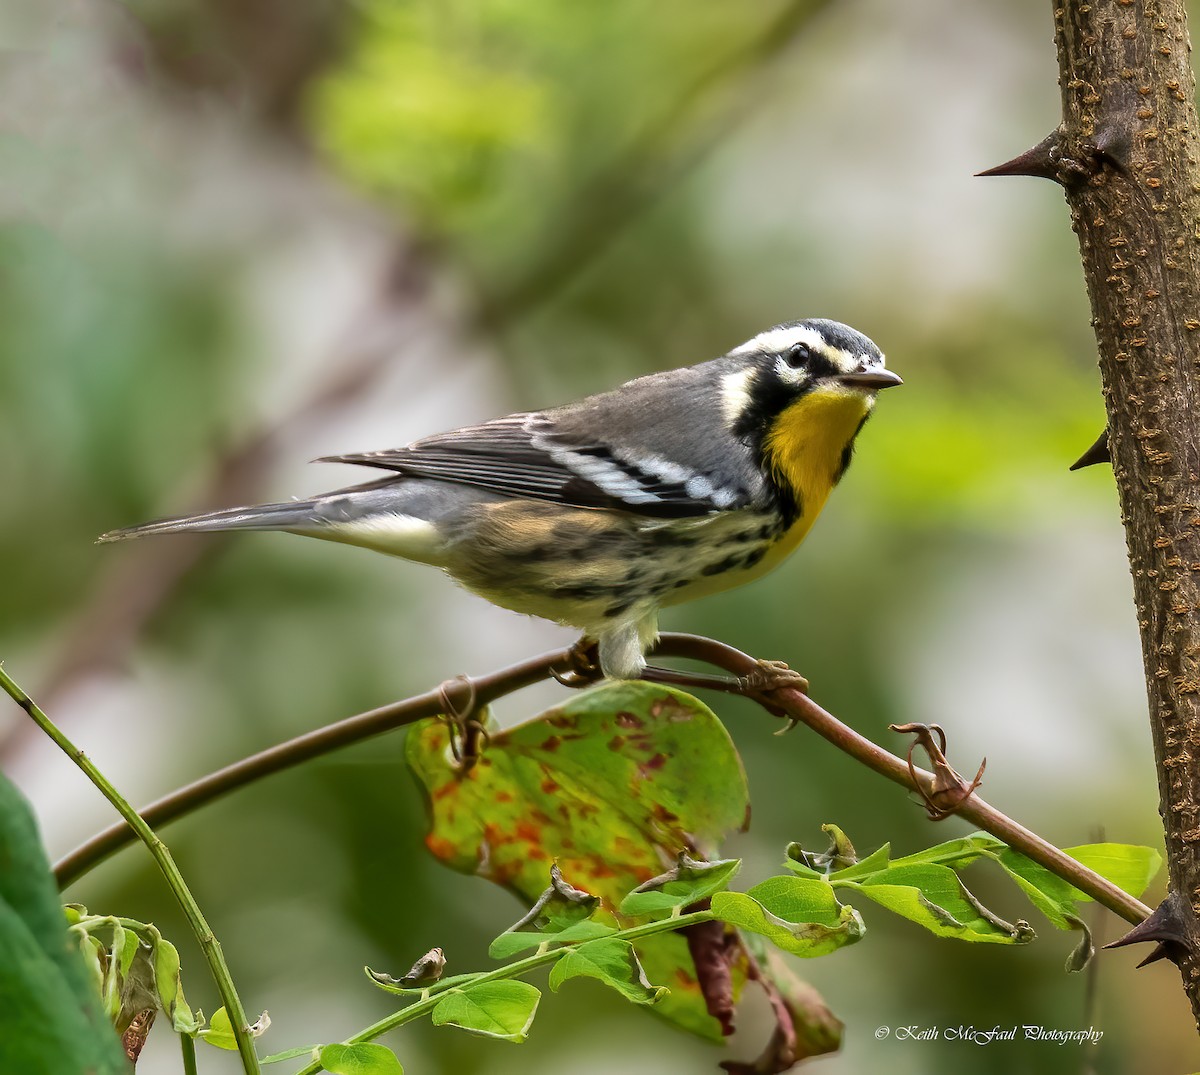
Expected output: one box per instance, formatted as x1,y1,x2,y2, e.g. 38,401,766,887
991,0,1200,1023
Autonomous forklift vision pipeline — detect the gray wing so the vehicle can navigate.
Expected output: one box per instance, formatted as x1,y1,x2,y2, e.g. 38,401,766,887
319,361,764,519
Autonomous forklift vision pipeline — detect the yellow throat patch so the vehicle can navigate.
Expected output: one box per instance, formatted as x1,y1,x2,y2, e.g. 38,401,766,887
763,385,873,549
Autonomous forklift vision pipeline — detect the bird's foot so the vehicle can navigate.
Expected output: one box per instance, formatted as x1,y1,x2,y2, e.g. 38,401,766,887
551,638,604,688
737,659,809,696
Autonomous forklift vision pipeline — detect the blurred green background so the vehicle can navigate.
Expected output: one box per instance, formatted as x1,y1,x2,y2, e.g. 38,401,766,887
1,0,1193,1072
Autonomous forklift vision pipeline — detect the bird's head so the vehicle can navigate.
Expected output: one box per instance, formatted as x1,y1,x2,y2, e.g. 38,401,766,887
721,318,900,440
721,318,902,503
724,318,901,425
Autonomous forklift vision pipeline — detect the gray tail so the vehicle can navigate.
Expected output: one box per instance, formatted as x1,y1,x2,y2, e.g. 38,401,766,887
97,500,321,544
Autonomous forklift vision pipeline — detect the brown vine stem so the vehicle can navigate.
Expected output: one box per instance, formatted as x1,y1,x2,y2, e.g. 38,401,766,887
53,634,1150,926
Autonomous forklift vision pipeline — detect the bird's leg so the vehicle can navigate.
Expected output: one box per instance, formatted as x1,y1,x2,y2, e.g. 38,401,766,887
550,637,604,688
638,658,809,707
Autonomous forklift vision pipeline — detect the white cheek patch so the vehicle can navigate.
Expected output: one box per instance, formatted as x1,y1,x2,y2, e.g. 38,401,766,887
720,367,755,425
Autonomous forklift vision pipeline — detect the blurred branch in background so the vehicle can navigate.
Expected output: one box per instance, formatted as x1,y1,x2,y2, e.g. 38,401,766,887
476,0,833,325
28,245,441,716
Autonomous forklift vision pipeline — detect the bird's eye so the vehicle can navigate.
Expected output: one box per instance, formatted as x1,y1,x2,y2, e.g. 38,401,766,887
784,343,811,368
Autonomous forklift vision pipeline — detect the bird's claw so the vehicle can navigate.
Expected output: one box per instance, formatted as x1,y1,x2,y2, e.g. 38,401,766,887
737,659,809,695
551,638,604,688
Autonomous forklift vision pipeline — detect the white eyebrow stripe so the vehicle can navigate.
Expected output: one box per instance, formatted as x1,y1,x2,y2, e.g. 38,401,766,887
730,324,827,356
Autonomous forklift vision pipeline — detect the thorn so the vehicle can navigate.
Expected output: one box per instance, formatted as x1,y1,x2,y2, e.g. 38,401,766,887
1105,892,1195,968
977,132,1063,182
1069,429,1111,471
1136,943,1172,968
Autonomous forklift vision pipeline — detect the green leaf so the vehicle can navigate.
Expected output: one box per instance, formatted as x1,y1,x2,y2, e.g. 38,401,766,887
781,850,824,880
548,938,667,1004
993,842,1158,939
1062,843,1161,900
744,876,850,927
408,681,750,1041
262,1045,319,1064
200,1006,237,1050
431,980,541,1042
619,856,741,919
992,852,1081,929
0,773,127,1074
319,1042,405,1074
851,864,1032,944
151,931,200,1033
887,832,1005,871
114,924,141,980
710,878,864,957
827,843,891,882
489,919,615,960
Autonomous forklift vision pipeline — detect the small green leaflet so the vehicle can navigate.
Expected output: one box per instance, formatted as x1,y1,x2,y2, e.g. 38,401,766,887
318,1042,404,1074
200,1007,237,1050
548,938,667,1004
711,877,865,957
849,864,1031,944
619,856,741,919
430,980,541,1042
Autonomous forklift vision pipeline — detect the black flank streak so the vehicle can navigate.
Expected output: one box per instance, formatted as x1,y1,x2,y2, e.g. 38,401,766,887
701,554,744,577
740,547,767,569
546,583,620,600
645,528,698,549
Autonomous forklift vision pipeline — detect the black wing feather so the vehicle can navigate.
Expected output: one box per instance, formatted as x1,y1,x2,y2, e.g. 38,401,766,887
318,413,744,518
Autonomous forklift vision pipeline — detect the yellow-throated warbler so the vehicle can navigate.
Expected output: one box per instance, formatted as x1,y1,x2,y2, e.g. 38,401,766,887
100,319,900,679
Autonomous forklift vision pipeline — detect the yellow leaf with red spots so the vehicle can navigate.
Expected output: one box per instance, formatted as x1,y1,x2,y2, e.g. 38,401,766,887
407,681,750,1041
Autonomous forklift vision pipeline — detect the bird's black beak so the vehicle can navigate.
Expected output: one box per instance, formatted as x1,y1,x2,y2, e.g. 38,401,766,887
838,367,903,390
